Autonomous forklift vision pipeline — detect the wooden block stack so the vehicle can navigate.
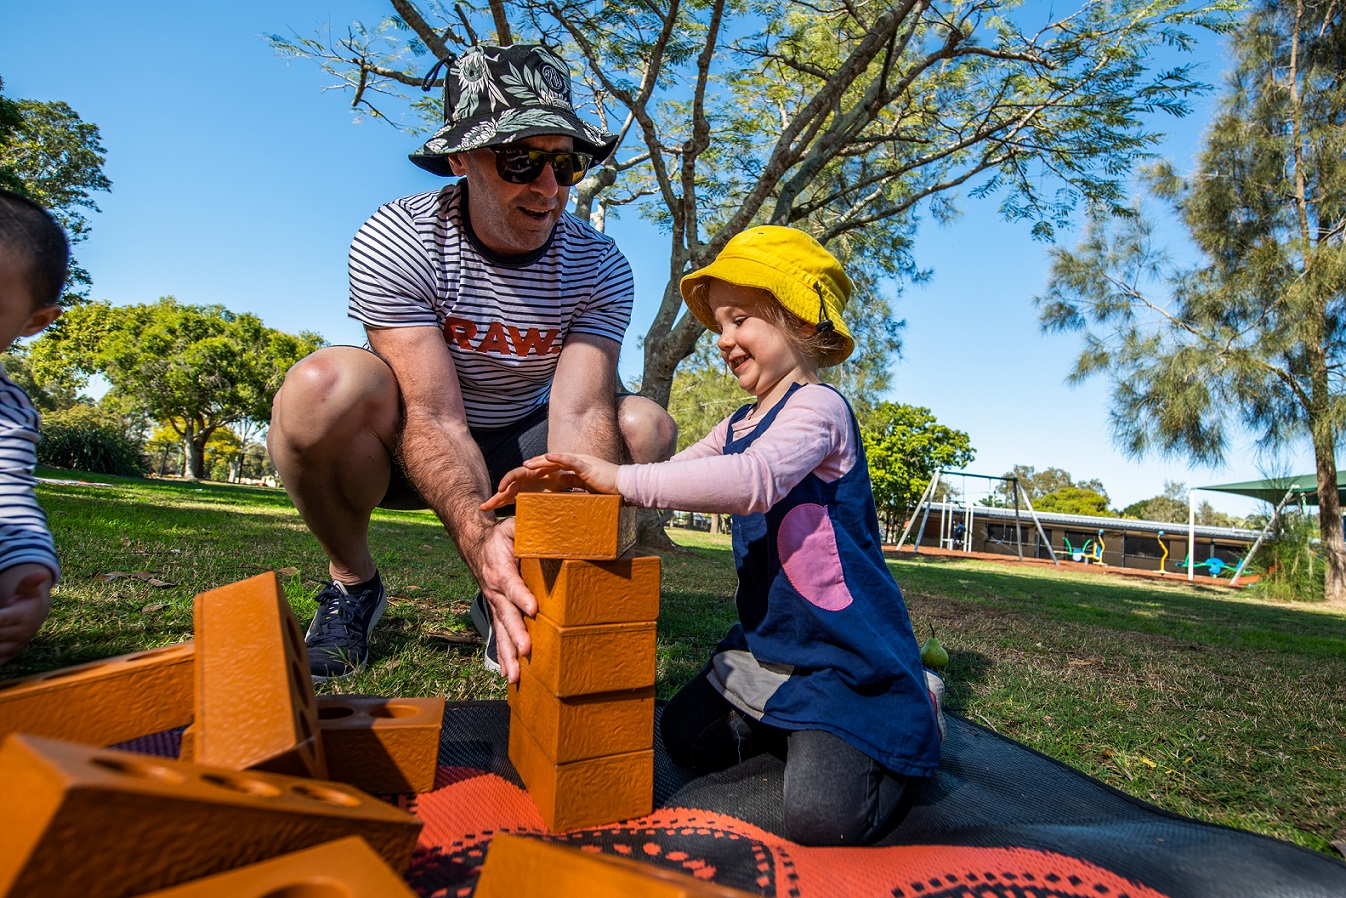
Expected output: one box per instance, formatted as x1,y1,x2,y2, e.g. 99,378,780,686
508,492,660,832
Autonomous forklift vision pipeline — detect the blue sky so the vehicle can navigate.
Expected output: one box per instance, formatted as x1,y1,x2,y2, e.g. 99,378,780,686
3,1,1313,515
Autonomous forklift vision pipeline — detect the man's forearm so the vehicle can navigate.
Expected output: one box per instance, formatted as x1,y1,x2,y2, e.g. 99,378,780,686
399,409,495,574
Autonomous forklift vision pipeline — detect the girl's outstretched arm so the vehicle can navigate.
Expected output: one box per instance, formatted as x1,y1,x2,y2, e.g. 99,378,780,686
480,453,620,511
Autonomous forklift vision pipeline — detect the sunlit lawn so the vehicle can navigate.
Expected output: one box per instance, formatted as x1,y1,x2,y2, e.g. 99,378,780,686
10,468,1345,856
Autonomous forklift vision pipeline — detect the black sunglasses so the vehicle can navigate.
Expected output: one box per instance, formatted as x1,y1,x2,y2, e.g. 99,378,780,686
488,147,594,187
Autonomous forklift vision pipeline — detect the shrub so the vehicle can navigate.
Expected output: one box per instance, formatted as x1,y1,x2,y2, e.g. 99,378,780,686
38,406,147,477
1247,511,1324,603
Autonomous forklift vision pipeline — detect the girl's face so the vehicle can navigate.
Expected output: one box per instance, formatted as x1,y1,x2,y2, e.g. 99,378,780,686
708,280,819,406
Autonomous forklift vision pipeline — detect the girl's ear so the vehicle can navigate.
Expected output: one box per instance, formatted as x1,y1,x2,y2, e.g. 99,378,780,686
21,305,62,338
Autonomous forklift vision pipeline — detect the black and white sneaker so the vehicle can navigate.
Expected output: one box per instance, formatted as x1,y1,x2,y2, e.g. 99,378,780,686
304,574,386,681
469,591,500,674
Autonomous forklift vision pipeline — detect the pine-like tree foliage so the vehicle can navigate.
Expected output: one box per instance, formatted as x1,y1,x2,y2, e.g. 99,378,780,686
1038,0,1346,604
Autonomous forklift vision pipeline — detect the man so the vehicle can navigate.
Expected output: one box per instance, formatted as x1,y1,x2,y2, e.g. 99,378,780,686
269,44,675,684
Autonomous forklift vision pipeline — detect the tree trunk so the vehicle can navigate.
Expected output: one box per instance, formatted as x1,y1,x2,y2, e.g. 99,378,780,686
635,507,679,552
180,433,197,481
187,438,207,480
1312,434,1346,607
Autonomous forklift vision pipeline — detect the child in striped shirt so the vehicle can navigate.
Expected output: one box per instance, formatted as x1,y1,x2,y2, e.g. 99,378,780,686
0,189,68,666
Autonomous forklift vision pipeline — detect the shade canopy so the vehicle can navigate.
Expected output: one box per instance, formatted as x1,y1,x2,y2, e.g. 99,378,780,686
1199,471,1346,506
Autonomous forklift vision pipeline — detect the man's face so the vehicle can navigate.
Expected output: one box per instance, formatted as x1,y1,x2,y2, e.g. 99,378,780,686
448,135,575,257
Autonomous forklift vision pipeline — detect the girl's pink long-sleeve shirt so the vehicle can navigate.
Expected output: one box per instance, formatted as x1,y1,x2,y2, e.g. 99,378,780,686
616,384,858,515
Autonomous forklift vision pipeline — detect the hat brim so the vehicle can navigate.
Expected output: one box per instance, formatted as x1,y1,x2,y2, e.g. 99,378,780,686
680,260,854,367
409,113,618,176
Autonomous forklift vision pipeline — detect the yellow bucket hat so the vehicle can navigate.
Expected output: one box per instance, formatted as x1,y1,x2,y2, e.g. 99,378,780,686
679,226,854,366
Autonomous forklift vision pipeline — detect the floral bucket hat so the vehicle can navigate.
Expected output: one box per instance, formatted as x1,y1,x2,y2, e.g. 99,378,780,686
409,44,619,177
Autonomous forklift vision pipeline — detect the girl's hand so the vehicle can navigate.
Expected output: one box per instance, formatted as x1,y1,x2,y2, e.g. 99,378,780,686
479,452,621,511
480,458,576,511
540,452,620,495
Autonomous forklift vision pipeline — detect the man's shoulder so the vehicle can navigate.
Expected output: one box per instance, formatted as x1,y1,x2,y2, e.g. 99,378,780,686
373,185,457,223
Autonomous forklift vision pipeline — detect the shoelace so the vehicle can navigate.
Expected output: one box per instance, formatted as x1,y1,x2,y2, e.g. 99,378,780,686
306,578,362,640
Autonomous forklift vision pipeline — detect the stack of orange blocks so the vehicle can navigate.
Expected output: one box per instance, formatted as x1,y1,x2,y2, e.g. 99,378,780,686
507,492,661,832
0,571,439,897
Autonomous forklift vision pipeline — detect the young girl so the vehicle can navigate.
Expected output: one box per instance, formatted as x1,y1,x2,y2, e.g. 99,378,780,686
483,226,942,846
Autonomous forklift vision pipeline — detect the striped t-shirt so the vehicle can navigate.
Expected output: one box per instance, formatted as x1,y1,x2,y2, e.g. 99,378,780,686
0,369,59,580
347,183,634,428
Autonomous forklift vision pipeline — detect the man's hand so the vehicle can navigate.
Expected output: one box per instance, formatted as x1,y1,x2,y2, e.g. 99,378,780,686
0,564,54,667
472,517,537,683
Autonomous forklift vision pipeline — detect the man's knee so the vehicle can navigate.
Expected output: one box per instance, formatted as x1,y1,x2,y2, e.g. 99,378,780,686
618,394,677,463
270,347,400,455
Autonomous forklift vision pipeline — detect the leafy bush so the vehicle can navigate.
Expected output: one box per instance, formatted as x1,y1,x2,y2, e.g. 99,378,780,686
1248,512,1324,603
38,406,147,477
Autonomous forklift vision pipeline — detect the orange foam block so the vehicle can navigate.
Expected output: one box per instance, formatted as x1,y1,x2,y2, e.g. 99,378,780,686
191,572,326,778
513,492,636,560
508,666,653,763
0,642,194,748
317,695,445,794
520,556,661,626
0,733,423,898
475,833,759,898
508,717,652,832
131,836,416,897
521,613,656,697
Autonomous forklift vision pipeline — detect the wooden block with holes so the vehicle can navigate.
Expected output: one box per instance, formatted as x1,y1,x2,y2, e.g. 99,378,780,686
0,642,194,748
476,833,760,898
190,572,326,778
507,719,652,832
317,695,445,794
0,733,423,898
508,667,653,763
520,555,661,626
513,492,637,560
129,836,416,897
520,614,656,697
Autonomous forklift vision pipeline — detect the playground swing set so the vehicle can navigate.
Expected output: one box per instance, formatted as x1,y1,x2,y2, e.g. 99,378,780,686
901,475,1249,577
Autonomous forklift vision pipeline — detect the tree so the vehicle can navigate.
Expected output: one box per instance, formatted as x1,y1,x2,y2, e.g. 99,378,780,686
862,402,974,541
1122,479,1190,521
1035,486,1112,515
990,464,1109,506
1038,0,1346,606
272,0,1236,409
27,298,325,479
0,349,84,415
0,74,111,294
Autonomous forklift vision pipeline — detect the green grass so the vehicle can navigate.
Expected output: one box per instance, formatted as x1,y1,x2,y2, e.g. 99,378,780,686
10,469,1346,856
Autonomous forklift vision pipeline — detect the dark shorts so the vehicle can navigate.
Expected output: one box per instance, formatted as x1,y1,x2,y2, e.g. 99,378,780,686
379,403,550,511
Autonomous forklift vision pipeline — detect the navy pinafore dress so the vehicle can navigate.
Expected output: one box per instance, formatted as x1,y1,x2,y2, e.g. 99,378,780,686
705,383,940,775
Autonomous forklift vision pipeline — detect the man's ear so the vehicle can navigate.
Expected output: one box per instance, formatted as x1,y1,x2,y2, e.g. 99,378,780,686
21,305,61,338
446,153,468,177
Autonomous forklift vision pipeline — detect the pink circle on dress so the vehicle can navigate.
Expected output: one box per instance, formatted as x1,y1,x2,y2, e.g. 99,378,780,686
778,503,853,611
